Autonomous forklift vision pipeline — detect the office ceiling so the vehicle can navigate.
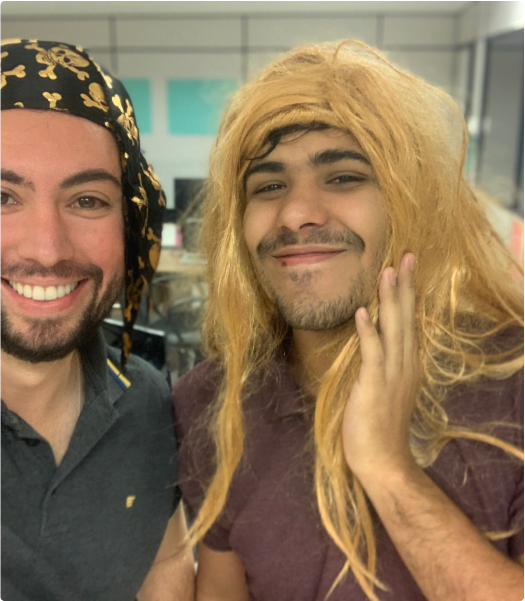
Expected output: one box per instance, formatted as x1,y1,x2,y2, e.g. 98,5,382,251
2,1,475,17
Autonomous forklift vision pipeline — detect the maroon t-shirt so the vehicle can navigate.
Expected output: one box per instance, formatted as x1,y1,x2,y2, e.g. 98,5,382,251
173,360,523,600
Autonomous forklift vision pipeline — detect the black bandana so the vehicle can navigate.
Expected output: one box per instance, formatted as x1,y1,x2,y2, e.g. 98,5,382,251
1,39,166,368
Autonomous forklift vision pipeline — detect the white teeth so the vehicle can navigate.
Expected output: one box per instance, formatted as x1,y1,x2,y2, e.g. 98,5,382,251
45,287,58,301
8,281,80,301
32,286,46,301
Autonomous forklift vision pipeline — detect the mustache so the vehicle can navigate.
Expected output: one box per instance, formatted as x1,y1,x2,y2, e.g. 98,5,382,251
1,260,103,281
256,229,365,258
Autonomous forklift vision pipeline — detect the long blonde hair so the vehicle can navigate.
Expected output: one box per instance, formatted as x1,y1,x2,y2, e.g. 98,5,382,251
191,41,524,599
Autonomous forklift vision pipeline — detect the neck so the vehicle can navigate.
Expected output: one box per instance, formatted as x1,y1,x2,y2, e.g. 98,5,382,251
1,349,80,423
288,328,342,393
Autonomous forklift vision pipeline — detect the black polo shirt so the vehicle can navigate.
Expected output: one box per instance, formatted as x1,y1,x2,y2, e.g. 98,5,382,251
2,331,180,601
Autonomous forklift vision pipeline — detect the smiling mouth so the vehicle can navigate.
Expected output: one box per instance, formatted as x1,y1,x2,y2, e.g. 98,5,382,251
274,250,344,258
273,245,347,258
6,280,81,301
272,247,346,266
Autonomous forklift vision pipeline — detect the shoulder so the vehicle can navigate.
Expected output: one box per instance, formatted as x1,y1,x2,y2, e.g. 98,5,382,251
171,360,222,518
443,368,523,430
172,358,222,426
173,358,222,397
106,345,171,411
431,369,523,555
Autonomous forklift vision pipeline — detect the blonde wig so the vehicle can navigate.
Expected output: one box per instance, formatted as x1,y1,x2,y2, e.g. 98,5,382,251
192,41,524,599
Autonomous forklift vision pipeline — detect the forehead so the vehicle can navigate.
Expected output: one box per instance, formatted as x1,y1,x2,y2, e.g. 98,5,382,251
1,109,121,176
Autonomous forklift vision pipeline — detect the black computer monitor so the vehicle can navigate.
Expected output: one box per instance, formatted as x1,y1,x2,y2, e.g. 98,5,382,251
101,319,166,371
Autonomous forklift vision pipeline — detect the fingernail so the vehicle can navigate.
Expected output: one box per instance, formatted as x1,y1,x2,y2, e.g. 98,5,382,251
407,255,416,271
388,269,397,286
357,307,369,321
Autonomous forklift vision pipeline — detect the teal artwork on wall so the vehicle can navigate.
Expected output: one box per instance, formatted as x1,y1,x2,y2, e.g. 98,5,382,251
120,78,152,134
167,79,238,135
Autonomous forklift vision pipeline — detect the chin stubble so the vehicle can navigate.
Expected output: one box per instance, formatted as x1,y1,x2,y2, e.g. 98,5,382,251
272,267,368,330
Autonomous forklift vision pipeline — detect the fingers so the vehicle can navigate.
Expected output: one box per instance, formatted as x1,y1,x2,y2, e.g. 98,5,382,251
356,253,416,378
378,265,403,377
397,253,416,368
355,307,384,383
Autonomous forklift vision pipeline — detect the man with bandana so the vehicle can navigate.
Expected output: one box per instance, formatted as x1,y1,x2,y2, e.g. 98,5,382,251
173,43,523,600
1,40,193,600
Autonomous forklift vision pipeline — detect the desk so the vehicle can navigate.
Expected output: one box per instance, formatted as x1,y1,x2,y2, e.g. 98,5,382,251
157,248,206,276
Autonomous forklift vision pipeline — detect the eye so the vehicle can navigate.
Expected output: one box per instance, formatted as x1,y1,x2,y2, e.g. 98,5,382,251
254,182,285,195
70,196,109,210
328,174,366,184
1,191,17,206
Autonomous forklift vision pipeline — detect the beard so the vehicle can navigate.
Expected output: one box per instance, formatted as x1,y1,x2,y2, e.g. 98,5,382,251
253,228,378,331
271,268,368,330
1,259,124,363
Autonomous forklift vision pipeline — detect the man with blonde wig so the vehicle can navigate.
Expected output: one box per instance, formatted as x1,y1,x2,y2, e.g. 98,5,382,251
173,42,523,600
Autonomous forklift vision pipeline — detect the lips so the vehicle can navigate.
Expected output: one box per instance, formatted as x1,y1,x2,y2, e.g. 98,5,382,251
272,246,346,266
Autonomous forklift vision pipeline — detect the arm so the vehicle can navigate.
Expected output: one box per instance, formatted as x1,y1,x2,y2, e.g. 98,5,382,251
196,542,249,601
359,465,523,601
344,253,524,601
136,503,195,601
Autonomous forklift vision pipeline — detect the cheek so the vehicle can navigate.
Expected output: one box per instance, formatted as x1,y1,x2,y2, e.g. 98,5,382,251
341,192,388,256
243,204,268,255
73,216,125,274
1,218,19,251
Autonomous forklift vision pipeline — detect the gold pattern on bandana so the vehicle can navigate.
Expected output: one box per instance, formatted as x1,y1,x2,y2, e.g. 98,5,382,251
122,331,132,360
112,94,139,143
131,174,150,236
144,161,164,196
93,61,113,89
142,160,166,208
81,82,109,112
14,102,24,108
147,228,162,270
124,271,144,322
1,39,22,46
43,92,62,108
131,173,148,210
1,52,26,89
26,43,90,81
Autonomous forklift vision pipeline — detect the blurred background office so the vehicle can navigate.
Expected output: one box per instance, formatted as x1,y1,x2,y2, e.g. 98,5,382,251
3,1,523,378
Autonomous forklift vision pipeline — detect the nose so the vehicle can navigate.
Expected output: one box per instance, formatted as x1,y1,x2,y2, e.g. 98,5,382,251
16,203,75,267
275,181,330,233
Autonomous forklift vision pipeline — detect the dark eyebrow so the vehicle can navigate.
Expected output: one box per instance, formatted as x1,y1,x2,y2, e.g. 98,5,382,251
245,161,285,181
60,169,121,189
311,149,370,166
1,169,35,190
